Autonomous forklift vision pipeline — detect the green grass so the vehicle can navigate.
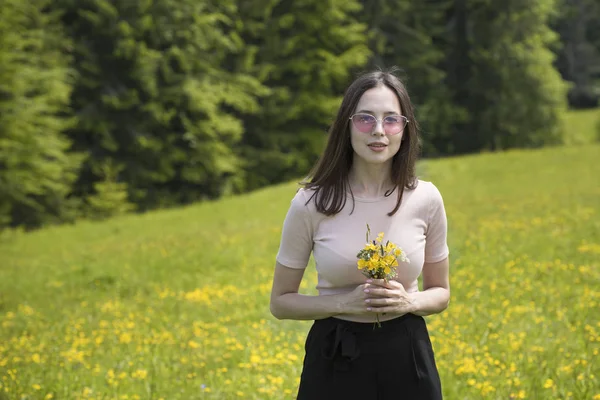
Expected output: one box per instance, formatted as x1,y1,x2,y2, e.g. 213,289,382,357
1,144,599,399
564,108,600,145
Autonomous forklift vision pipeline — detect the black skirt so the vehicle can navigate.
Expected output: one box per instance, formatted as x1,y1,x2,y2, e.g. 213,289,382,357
297,313,443,400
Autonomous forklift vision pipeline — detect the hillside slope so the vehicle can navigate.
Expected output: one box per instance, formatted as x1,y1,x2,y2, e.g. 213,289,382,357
1,144,599,399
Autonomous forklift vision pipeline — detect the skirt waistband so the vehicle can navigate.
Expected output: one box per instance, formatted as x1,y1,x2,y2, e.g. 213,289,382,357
314,312,424,334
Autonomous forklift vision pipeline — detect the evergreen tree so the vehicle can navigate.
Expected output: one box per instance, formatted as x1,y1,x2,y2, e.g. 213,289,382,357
0,0,82,229
236,0,370,189
552,0,600,108
54,0,265,210
445,0,568,152
359,0,464,155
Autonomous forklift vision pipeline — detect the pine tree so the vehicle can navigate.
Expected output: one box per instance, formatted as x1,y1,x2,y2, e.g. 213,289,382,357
552,0,600,108
359,0,463,155
0,0,82,229
445,0,568,152
236,0,370,189
53,0,265,210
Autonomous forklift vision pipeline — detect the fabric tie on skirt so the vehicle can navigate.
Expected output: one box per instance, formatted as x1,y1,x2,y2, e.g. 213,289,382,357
321,323,360,371
319,316,424,383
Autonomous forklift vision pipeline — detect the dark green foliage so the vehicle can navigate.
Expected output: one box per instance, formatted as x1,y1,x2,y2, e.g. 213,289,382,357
358,0,464,156
0,0,592,229
0,0,82,229
443,0,568,152
55,0,266,210
552,0,600,108
236,0,371,190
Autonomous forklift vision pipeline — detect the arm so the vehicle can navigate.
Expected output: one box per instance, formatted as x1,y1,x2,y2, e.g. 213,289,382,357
409,257,450,316
270,262,367,320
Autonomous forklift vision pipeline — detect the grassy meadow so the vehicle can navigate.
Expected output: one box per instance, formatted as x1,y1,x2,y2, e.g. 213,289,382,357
563,107,600,145
1,141,600,399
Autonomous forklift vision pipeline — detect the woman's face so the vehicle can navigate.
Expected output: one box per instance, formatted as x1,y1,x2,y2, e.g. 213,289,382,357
350,84,404,166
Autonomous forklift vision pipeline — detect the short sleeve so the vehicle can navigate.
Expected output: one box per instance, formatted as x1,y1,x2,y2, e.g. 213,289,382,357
424,183,449,264
276,189,314,269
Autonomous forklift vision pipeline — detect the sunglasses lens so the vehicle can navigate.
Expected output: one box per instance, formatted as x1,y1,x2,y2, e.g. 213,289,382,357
383,116,404,135
351,114,407,135
352,114,376,133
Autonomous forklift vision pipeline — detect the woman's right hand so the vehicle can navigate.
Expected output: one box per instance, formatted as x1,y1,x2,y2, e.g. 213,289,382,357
338,283,373,315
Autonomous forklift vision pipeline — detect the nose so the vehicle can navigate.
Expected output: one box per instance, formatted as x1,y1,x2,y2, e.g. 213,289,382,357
372,119,385,136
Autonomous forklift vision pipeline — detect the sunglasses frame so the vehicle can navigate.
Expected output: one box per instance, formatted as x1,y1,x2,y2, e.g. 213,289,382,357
349,113,409,135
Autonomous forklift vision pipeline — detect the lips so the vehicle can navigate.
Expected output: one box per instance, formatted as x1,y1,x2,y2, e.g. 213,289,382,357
368,142,388,148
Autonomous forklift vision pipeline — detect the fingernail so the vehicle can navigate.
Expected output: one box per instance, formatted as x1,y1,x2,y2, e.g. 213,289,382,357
366,279,372,283
367,307,372,311
365,299,370,303
364,289,369,293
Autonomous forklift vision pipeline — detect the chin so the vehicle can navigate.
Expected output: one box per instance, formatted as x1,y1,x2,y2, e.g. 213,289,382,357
355,152,392,165
359,147,399,164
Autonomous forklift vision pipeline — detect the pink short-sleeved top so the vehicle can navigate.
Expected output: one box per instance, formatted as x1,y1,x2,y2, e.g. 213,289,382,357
276,180,449,296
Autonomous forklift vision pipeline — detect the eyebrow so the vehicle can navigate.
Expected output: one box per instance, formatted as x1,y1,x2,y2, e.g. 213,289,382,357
356,109,401,115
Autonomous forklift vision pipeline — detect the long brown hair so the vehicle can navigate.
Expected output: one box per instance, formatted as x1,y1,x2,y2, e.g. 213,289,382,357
302,68,421,216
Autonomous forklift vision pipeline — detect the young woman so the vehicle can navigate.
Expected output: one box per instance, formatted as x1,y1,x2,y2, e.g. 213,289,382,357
270,69,450,399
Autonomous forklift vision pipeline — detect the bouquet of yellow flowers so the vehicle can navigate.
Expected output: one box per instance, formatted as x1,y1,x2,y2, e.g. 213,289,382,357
357,224,410,327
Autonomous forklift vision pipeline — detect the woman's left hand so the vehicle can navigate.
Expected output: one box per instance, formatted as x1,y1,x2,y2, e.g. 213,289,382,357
363,279,416,315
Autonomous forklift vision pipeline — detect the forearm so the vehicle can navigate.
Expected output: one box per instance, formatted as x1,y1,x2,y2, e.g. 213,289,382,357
270,292,343,320
408,287,450,316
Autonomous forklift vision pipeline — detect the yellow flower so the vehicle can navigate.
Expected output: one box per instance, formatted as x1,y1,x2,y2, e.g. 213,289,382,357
132,369,148,380
543,379,554,389
383,255,396,265
357,259,367,270
119,333,132,344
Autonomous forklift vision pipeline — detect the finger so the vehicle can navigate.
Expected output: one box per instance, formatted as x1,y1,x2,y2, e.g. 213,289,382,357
365,298,393,306
367,305,406,313
363,287,389,297
366,279,391,288
369,280,404,291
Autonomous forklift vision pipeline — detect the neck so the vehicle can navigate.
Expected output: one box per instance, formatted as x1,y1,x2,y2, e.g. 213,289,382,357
348,159,394,197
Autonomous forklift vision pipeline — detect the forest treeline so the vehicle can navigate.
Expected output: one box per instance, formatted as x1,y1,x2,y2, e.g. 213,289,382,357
1,0,599,229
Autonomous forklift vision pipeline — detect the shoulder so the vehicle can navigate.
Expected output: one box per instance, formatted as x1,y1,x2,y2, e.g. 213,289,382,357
417,179,443,195
410,179,443,201
288,187,319,214
413,179,446,217
290,187,315,204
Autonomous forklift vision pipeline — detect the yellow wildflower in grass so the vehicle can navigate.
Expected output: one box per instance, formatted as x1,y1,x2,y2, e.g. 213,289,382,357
119,333,132,344
543,379,554,389
132,369,148,380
